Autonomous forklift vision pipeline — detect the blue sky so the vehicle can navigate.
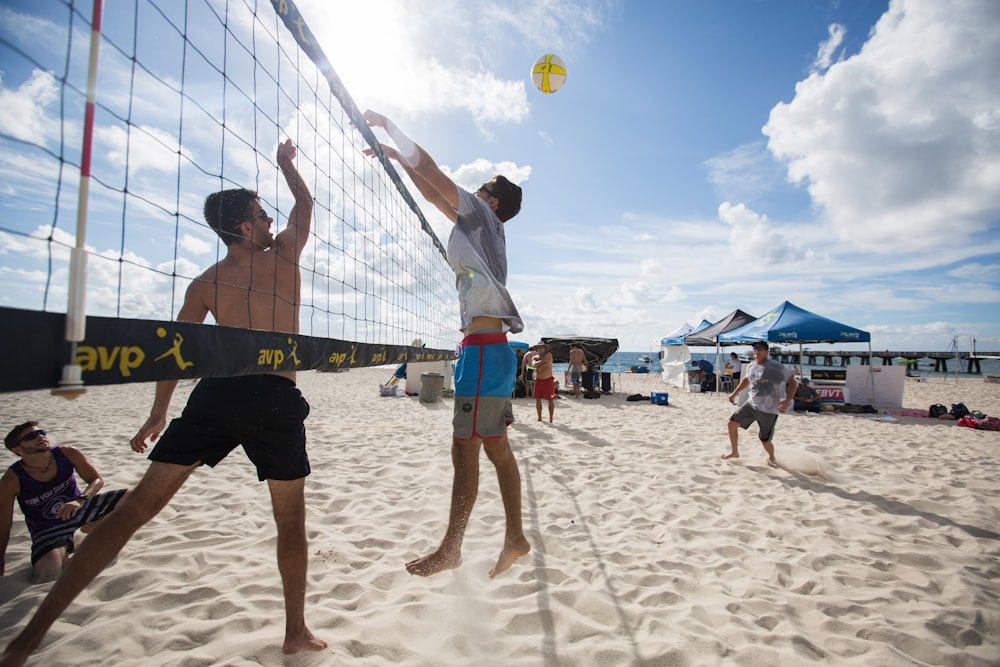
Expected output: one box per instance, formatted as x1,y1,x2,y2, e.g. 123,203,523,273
310,0,1000,353
1,0,998,355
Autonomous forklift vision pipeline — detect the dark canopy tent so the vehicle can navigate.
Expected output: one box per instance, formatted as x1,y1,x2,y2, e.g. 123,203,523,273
682,309,757,391
541,336,619,395
682,309,757,347
540,336,619,366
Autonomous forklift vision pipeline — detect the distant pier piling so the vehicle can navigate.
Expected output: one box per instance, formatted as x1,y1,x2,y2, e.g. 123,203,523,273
771,351,982,374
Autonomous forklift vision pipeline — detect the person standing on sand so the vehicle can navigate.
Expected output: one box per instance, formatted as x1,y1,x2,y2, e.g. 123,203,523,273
568,344,586,398
723,341,796,465
729,351,742,382
532,342,556,422
363,110,530,580
1,139,327,667
522,346,539,398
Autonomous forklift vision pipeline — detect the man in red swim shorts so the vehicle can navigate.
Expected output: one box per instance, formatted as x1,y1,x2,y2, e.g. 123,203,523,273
531,342,556,423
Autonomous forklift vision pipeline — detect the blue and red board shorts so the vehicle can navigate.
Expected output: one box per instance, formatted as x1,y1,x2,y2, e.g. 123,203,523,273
453,332,516,441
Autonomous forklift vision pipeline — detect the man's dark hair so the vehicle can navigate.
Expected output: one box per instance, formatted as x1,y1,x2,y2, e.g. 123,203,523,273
204,189,258,245
490,175,522,222
5,420,37,451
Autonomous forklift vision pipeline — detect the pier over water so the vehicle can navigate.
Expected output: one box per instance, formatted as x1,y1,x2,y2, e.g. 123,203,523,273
769,350,984,374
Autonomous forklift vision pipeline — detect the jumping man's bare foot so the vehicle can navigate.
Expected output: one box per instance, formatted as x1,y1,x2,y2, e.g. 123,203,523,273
721,452,739,460
488,537,531,579
282,630,327,655
405,547,462,577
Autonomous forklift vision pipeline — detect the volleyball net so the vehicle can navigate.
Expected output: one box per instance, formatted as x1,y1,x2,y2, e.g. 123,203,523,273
0,0,459,393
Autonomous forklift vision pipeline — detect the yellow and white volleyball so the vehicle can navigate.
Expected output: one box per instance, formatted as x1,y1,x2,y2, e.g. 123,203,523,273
531,53,566,94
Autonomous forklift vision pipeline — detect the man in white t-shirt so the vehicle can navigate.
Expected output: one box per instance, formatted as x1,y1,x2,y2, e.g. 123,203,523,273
723,341,797,465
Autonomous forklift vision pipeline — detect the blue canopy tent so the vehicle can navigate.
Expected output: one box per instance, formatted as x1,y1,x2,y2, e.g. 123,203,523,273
719,301,874,403
660,322,694,347
683,319,714,341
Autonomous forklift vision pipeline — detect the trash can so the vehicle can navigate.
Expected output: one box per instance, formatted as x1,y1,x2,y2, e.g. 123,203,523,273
419,372,444,404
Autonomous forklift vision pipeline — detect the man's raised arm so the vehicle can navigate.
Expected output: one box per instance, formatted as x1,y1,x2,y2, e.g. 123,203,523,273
363,111,459,218
275,139,313,260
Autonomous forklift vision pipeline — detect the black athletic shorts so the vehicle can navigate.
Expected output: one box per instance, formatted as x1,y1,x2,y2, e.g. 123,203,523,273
150,375,311,481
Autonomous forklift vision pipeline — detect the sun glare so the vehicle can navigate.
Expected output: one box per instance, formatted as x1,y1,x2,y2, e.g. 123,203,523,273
304,1,420,112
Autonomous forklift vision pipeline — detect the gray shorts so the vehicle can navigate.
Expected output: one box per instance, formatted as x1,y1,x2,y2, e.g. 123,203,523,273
730,403,779,443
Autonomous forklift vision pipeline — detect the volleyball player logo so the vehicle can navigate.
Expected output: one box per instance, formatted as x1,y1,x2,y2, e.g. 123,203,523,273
153,328,194,370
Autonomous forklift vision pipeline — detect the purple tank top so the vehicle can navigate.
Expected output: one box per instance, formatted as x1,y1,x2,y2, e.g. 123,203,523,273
10,447,82,539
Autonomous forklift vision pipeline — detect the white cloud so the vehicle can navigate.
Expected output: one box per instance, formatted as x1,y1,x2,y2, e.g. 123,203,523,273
619,280,652,305
663,286,685,303
0,69,60,145
718,201,805,266
812,23,847,73
764,0,1000,252
704,141,785,203
97,124,197,175
178,234,214,256
947,262,1000,282
300,0,613,133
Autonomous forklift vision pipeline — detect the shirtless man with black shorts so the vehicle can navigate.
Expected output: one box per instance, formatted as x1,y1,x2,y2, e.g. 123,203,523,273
1,139,327,666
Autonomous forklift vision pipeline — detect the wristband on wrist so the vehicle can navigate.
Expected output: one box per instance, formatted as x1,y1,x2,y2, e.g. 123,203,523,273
75,493,89,502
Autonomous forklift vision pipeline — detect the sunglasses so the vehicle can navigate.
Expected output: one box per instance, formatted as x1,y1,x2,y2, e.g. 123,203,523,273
248,209,268,223
477,185,495,197
18,429,46,444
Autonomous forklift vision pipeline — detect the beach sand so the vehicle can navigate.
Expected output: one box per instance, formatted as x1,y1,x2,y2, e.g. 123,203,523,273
1,369,998,666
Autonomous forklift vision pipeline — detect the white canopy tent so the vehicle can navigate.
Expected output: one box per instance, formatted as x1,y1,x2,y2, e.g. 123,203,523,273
659,321,701,388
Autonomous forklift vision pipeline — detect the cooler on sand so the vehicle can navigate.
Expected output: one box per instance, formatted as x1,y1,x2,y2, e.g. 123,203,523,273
651,391,669,405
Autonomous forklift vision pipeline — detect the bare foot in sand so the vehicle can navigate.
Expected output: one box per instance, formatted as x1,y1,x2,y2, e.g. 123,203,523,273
406,547,462,577
488,537,530,579
282,630,327,655
767,458,778,467
721,452,739,460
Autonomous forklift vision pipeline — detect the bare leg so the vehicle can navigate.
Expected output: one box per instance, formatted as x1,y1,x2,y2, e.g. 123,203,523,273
722,420,740,459
31,547,67,584
1,462,195,667
482,434,530,579
406,439,481,576
760,440,776,466
535,397,543,421
547,399,554,423
268,478,327,655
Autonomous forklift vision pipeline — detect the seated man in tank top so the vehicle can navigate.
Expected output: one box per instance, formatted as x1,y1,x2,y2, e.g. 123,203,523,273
1,421,128,583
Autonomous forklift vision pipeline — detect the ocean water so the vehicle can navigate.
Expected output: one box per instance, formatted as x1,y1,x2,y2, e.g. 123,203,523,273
558,351,1000,379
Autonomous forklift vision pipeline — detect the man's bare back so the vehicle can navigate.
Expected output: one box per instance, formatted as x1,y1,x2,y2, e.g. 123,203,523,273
183,140,309,381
